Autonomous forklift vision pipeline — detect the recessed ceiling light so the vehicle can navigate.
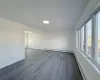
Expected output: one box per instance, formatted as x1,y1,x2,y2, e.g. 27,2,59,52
25,31,28,33
43,20,50,24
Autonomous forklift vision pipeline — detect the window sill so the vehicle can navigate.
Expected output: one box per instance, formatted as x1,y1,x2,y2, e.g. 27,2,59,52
77,48,100,75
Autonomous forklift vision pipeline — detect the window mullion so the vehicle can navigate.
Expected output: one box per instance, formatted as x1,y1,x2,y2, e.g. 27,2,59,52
84,24,87,54
80,28,83,51
84,24,88,55
92,15,98,61
77,31,79,49
79,30,81,49
78,30,80,49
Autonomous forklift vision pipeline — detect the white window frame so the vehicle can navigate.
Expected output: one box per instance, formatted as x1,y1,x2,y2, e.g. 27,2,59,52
95,11,100,65
91,13,100,69
84,24,87,55
77,29,81,49
77,6,100,70
85,19,93,58
80,26,85,52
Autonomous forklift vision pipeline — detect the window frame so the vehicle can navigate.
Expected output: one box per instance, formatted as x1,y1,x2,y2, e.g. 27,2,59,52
77,30,81,49
95,10,100,65
77,7,100,70
80,26,85,52
85,18,93,58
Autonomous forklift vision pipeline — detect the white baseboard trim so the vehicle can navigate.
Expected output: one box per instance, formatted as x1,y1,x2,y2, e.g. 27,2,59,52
25,48,74,53
43,48,74,53
74,54,86,80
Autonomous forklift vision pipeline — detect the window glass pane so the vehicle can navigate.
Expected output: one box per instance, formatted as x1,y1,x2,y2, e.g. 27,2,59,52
81,26,84,51
97,11,100,63
86,19,92,57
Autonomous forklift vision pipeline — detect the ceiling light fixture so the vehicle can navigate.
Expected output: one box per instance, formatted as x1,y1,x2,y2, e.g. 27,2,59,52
43,20,50,24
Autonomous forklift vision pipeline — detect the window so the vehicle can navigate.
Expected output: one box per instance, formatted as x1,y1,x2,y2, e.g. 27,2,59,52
80,26,84,51
77,19,92,57
77,26,84,52
96,11,100,63
77,7,100,69
86,19,92,57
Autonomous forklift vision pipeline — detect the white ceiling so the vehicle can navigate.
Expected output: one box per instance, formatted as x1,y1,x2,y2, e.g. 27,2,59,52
0,0,89,32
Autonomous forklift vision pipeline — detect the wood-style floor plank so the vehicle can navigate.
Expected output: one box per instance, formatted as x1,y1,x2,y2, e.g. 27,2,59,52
0,49,83,80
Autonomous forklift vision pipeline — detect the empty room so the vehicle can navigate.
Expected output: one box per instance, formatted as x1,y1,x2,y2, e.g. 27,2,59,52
0,0,100,80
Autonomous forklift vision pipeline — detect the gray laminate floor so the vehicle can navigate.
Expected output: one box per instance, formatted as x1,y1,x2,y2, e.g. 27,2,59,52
0,49,83,80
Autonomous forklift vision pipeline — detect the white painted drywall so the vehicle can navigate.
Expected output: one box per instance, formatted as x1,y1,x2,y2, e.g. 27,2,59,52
75,0,100,80
0,18,25,69
0,18,43,69
41,30,75,51
25,29,75,52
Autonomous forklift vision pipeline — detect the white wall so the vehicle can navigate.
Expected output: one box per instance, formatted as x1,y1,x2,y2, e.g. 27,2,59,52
25,29,75,52
0,17,43,69
0,18,25,69
41,30,75,51
75,0,100,80
25,31,44,49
